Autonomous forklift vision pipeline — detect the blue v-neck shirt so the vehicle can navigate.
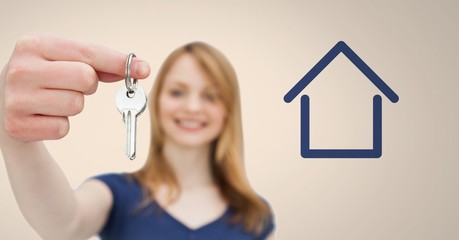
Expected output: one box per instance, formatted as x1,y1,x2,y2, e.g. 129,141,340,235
94,173,275,240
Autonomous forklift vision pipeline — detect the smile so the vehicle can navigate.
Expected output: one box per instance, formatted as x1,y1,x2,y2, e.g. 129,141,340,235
175,119,207,131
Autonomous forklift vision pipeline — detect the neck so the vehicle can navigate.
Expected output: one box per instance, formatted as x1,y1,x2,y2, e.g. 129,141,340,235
162,139,214,189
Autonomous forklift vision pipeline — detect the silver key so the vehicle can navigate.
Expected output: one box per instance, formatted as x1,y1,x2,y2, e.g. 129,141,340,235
115,85,147,160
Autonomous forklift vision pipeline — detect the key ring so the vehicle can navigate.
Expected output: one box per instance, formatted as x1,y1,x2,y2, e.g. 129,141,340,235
125,53,137,94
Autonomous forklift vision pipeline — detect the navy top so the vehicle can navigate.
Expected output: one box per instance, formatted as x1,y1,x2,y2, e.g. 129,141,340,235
94,173,275,240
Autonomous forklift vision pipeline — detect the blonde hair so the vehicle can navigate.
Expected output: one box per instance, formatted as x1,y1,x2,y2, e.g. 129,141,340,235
133,42,271,234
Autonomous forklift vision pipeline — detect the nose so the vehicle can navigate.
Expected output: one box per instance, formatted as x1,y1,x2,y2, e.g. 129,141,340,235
185,94,203,113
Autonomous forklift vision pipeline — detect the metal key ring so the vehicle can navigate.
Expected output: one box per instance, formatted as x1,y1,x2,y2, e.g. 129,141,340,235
125,53,137,94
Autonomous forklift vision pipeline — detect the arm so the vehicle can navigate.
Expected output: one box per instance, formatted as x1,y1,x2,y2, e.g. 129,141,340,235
0,34,150,239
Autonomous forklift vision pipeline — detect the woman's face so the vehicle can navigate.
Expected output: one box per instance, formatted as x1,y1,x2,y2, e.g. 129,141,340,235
158,54,226,149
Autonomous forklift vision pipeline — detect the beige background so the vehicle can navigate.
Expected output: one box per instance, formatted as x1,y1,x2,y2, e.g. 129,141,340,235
1,0,458,239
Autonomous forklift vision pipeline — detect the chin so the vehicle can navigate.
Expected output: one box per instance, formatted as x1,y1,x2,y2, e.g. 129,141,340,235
172,139,213,149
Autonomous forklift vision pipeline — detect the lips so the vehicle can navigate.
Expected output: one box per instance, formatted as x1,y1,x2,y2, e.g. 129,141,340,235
175,118,207,131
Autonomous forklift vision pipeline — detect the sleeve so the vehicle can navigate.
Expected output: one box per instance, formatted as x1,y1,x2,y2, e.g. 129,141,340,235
92,173,128,239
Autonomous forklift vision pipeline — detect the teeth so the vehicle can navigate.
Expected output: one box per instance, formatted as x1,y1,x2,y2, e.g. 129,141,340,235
178,120,202,128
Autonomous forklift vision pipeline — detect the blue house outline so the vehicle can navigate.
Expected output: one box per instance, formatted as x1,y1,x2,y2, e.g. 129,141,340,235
284,41,399,158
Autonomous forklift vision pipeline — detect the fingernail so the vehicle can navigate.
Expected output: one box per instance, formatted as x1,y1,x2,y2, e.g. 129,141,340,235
136,61,150,77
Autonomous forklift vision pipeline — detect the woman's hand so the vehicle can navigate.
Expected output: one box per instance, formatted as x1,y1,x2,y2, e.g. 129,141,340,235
0,33,151,143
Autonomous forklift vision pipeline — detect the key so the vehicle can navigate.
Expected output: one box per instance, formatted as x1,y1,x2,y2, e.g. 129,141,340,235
115,86,147,160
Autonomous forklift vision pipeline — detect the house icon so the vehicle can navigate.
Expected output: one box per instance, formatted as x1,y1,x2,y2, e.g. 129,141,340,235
284,41,399,158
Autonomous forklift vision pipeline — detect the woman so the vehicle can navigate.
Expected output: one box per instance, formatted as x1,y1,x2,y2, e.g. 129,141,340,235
0,34,275,239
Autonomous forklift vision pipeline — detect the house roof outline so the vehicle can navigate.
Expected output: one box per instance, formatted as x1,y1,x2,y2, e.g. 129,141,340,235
283,41,399,103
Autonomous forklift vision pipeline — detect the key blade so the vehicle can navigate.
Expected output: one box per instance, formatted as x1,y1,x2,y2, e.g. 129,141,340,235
124,110,137,160
116,85,147,161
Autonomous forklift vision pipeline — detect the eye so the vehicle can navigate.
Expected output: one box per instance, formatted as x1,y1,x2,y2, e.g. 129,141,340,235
170,89,184,97
203,92,219,102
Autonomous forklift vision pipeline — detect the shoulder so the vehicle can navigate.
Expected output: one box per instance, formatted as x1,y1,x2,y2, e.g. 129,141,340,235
91,173,142,202
258,197,276,240
92,172,135,186
88,173,146,236
227,196,276,239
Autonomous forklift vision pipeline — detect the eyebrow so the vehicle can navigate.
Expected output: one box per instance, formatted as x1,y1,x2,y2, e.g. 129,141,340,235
166,80,218,91
167,80,188,88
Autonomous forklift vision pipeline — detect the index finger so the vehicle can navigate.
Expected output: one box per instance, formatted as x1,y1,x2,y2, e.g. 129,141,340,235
35,33,151,82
